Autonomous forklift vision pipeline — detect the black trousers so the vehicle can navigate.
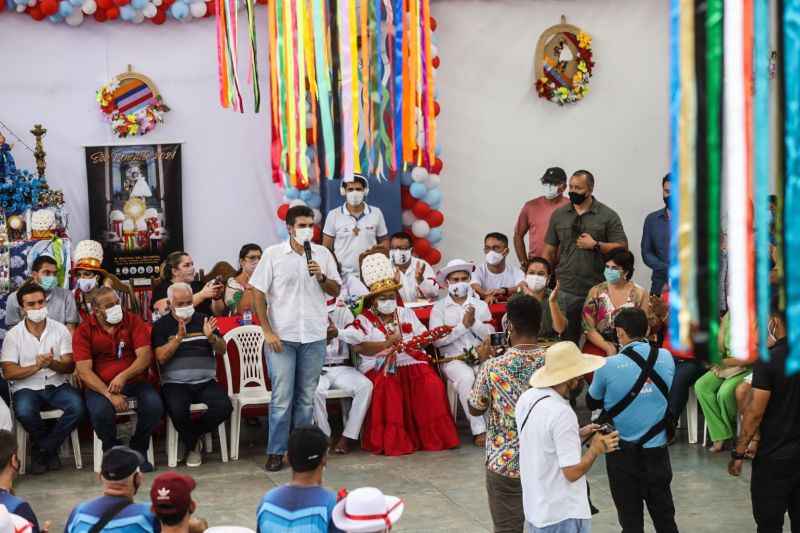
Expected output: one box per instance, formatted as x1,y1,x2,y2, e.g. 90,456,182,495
751,456,800,532
161,380,233,450
606,445,679,533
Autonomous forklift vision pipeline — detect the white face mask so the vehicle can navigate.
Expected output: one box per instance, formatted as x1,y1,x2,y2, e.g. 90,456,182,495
485,251,505,266
346,190,365,207
390,249,412,266
293,227,314,244
104,304,123,325
174,305,195,321
543,183,561,200
376,299,397,315
448,281,470,298
243,260,258,274
78,277,98,293
25,307,48,324
525,274,547,292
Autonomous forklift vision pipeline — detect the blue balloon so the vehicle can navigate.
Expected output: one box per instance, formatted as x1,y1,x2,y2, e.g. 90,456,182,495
424,189,442,205
58,1,73,16
307,193,322,209
48,14,64,21
400,172,414,186
170,1,188,19
428,228,443,244
306,146,316,158
434,87,439,100
431,33,438,46
410,182,427,199
68,0,82,6
119,4,135,20
276,225,289,240
285,187,300,200
299,189,312,201
434,144,442,157
14,0,27,6
428,200,441,210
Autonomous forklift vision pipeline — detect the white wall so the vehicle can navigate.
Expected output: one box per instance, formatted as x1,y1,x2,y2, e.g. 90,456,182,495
431,0,670,288
0,17,282,271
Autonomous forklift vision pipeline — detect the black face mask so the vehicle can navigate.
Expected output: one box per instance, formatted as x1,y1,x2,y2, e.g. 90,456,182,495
569,378,585,400
569,191,588,205
663,195,670,207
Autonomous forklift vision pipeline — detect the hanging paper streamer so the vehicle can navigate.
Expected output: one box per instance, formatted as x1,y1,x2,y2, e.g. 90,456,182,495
215,0,260,113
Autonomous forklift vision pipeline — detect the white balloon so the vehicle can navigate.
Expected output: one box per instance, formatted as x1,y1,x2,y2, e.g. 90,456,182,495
16,4,26,11
142,2,156,16
425,173,441,190
153,0,162,6
188,0,205,16
411,219,431,238
289,199,307,208
401,210,417,227
27,0,36,7
411,167,428,183
431,45,438,58
306,112,314,124
312,208,322,225
81,0,96,14
66,7,84,23
132,9,145,22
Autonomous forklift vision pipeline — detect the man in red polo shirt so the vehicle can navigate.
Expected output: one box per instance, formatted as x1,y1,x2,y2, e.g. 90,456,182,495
73,287,162,472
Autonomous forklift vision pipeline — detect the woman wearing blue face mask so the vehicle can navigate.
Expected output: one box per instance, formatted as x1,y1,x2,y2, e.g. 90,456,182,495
580,249,649,364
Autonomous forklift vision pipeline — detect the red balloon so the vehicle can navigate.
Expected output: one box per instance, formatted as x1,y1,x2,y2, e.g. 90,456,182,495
425,248,442,265
432,57,440,69
151,9,166,23
432,158,443,174
204,0,215,13
425,210,444,228
313,225,322,243
105,5,119,18
415,238,431,257
401,188,415,210
30,6,46,19
0,1,6,12
40,0,58,16
96,0,112,8
92,8,107,20
277,204,290,221
433,101,440,117
412,201,430,219
296,180,310,191
115,0,130,5
430,17,437,31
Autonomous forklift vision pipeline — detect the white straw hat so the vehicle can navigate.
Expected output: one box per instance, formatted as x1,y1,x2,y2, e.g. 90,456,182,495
530,341,607,388
332,487,404,533
435,259,475,287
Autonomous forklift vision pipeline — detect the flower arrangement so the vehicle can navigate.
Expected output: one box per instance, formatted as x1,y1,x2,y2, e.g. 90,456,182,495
96,78,170,138
536,31,594,106
0,169,43,214
387,325,453,357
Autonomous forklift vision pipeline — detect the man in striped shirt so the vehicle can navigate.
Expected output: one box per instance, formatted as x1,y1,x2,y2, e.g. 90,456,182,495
151,282,232,468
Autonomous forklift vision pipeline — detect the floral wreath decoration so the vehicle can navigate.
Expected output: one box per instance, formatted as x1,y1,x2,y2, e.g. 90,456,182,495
96,72,170,138
535,27,594,106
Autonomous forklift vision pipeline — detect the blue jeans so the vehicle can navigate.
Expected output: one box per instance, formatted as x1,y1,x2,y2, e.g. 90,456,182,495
265,339,326,455
529,519,591,532
85,381,163,455
13,383,85,454
668,357,705,420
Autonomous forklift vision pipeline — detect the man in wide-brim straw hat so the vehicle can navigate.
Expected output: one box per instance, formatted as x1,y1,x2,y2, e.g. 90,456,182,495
515,341,620,532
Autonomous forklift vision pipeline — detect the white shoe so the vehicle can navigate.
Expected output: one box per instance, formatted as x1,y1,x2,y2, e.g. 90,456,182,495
186,441,203,467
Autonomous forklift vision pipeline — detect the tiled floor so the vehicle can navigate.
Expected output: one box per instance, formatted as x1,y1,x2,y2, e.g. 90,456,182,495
17,416,765,532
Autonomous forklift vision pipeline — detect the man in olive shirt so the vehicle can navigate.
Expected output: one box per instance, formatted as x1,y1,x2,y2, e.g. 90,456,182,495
542,170,628,344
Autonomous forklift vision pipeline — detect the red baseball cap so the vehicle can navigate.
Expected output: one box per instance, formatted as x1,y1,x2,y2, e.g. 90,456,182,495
150,472,197,517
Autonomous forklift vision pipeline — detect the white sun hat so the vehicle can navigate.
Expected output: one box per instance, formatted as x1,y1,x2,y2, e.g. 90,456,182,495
332,487,404,533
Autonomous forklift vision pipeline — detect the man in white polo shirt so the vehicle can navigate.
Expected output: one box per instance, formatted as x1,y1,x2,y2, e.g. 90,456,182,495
0,282,85,475
322,174,389,276
515,341,617,532
252,205,342,473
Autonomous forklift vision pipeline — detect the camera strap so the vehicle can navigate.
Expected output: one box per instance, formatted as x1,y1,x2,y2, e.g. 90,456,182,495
603,346,661,420
519,395,550,433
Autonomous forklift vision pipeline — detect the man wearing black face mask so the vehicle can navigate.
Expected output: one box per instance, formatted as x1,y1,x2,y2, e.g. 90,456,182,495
542,170,628,344
586,308,677,533
641,174,672,296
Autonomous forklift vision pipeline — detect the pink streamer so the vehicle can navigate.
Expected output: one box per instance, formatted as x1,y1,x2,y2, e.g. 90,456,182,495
339,0,354,181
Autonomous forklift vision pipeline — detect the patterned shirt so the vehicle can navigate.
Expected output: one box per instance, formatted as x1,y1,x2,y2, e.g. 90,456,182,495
581,281,647,334
469,346,546,477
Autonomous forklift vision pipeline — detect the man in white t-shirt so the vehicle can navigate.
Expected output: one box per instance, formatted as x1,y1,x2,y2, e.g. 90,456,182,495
515,341,618,532
251,205,342,473
471,232,525,304
389,231,438,304
322,174,389,276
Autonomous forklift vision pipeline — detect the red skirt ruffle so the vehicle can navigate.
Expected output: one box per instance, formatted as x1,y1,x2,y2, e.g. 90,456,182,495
361,363,460,456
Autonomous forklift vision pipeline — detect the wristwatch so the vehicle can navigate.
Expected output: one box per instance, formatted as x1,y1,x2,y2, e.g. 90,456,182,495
592,241,600,251
730,450,746,460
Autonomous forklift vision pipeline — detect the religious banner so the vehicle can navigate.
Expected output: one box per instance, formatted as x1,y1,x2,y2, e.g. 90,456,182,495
84,143,183,280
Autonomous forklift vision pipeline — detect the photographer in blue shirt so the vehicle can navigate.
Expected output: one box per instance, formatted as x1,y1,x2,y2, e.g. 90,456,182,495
587,308,677,533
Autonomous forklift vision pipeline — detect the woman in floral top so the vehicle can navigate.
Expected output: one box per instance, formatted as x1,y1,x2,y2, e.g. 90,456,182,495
224,243,262,315
581,249,649,357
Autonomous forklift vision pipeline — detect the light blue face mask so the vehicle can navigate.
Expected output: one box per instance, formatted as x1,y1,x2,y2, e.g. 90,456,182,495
604,268,622,284
39,275,57,292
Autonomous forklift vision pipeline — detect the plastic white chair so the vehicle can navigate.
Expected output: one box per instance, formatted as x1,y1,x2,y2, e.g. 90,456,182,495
92,410,154,472
15,410,82,474
686,388,698,444
324,389,353,427
432,347,459,421
222,326,271,460
165,403,229,467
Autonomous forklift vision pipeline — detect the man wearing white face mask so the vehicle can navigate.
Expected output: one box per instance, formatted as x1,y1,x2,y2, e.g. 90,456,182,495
388,232,438,304
430,260,493,446
73,287,163,472
322,174,389,276
471,232,525,305
513,167,569,265
0,282,84,474
252,205,342,472
70,239,111,322
6,255,80,332
151,282,232,467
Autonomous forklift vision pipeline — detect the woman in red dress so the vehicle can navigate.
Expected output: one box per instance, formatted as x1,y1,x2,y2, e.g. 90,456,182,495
344,250,459,456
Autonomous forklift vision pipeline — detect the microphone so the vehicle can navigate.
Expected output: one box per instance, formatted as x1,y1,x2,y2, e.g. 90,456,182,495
304,241,314,276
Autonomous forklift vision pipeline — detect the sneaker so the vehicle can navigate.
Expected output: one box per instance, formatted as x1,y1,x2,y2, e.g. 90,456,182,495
186,441,203,468
139,460,155,473
30,450,47,475
46,451,62,471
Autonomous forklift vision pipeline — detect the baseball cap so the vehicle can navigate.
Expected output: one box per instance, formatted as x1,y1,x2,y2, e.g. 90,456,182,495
541,167,567,184
287,426,329,472
150,472,197,517
101,446,144,480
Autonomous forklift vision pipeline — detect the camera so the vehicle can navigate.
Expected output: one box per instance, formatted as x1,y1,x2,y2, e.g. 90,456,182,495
600,326,618,345
599,423,616,435
126,398,139,410
490,332,508,347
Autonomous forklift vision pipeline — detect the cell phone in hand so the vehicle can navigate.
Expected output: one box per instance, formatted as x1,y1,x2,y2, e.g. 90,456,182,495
127,398,139,410
490,331,508,348
599,423,617,435
213,276,223,286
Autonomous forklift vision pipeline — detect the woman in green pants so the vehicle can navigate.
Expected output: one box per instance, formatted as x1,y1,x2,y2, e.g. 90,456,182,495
694,313,752,452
